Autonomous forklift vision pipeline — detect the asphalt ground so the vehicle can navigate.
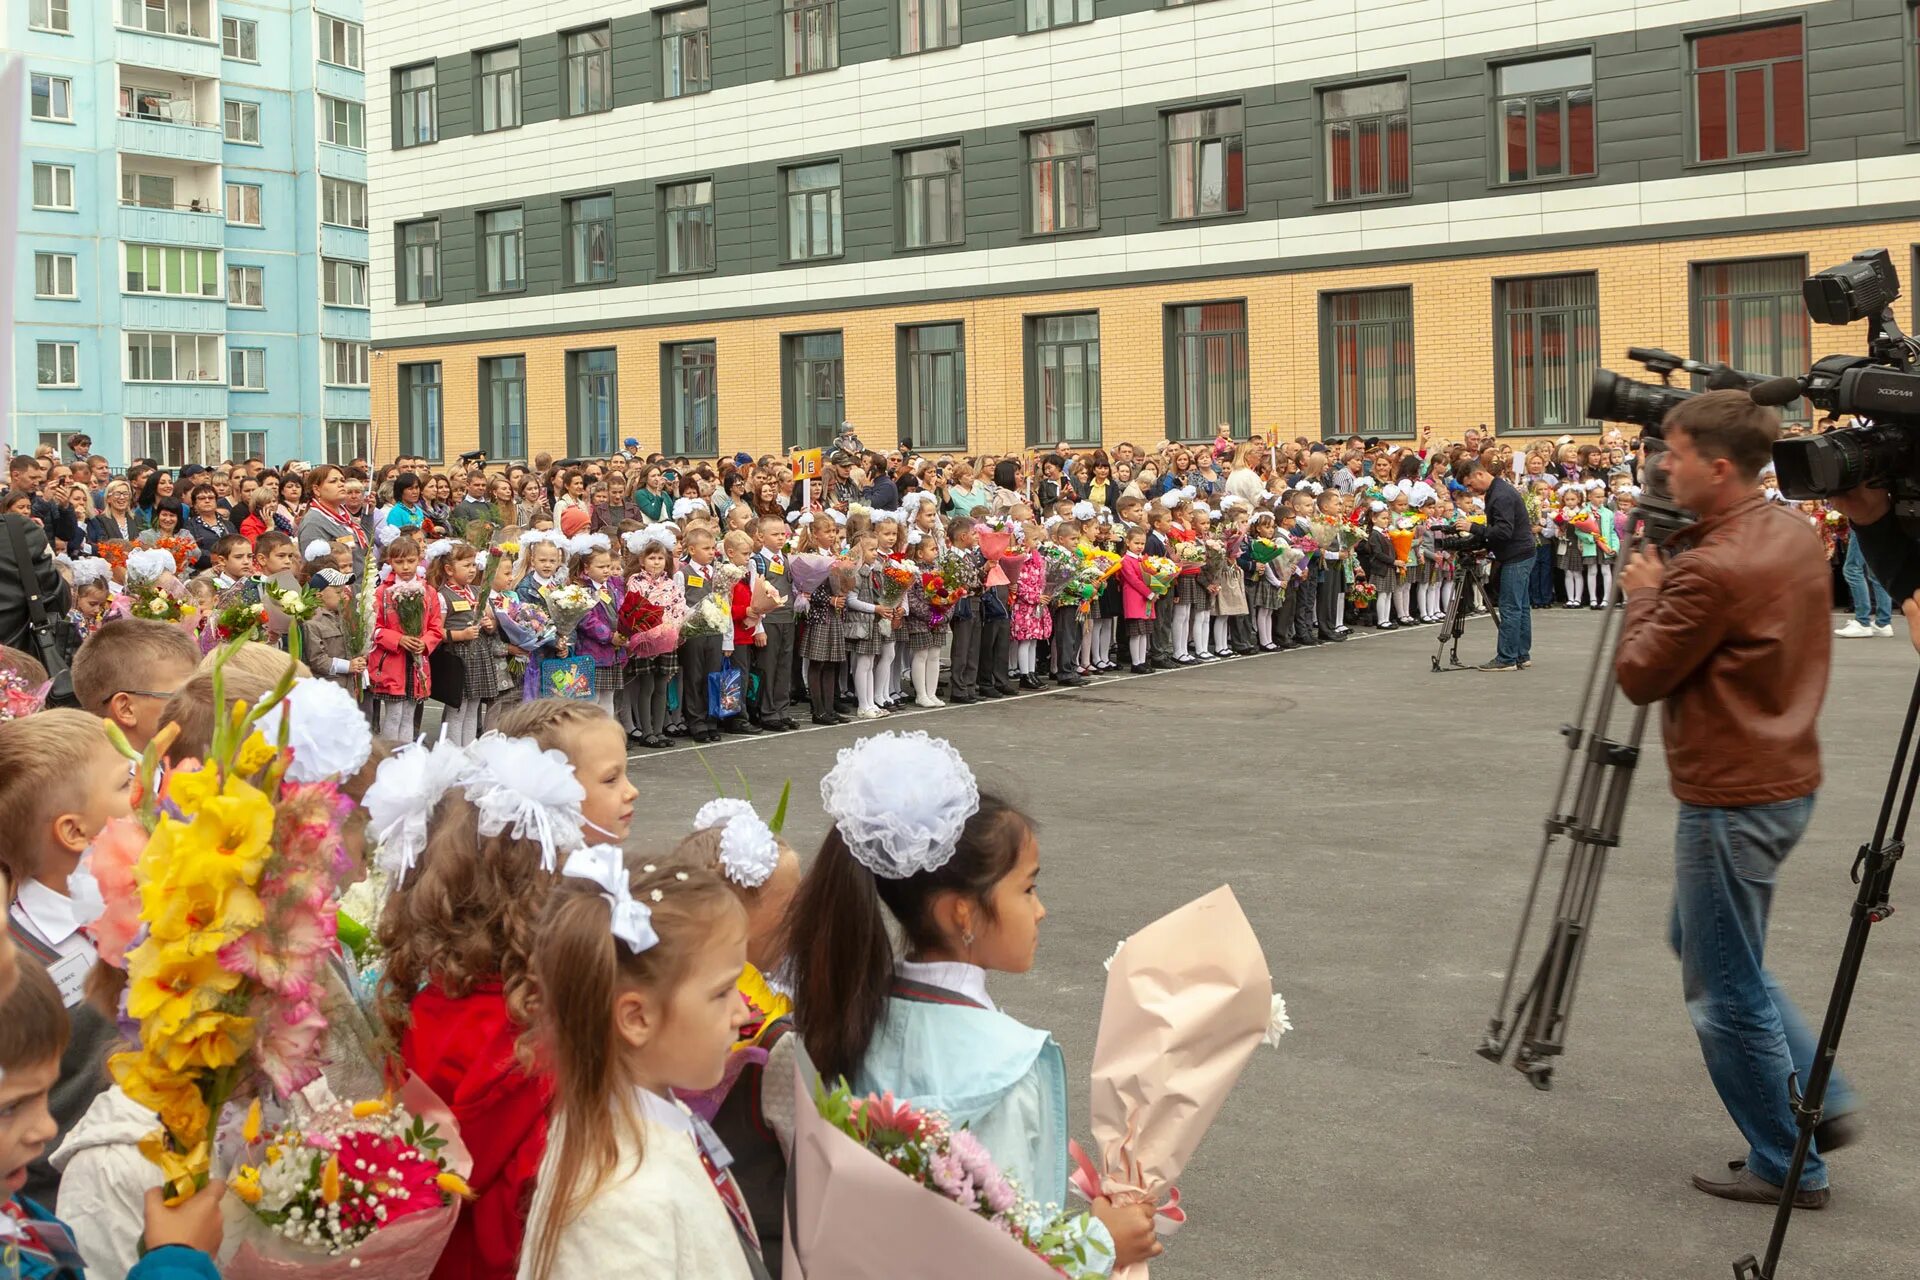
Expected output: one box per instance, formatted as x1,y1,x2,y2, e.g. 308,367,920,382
617,609,1920,1280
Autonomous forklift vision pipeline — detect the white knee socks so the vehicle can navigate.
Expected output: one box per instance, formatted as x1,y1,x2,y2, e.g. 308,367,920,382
1192,608,1213,656
1172,603,1192,659
854,654,878,713
1129,633,1149,666
1255,609,1273,646
1564,569,1583,606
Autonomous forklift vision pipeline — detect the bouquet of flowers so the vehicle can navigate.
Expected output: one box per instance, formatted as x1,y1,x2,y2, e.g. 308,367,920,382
677,563,743,639
97,539,133,578
1037,543,1079,603
342,584,373,669
1169,538,1206,573
1143,555,1179,597
388,579,429,638
618,590,665,638
475,540,518,619
1247,538,1286,565
1348,580,1378,610
871,562,912,610
922,571,964,615
216,596,271,642
266,584,323,629
936,550,982,596
1,663,52,723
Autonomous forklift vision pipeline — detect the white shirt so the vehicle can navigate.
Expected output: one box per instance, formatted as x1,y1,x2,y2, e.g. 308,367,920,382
896,959,997,1012
12,878,99,1008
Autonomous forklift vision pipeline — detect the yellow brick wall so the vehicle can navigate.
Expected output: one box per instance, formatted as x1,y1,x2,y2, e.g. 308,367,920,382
370,220,1920,462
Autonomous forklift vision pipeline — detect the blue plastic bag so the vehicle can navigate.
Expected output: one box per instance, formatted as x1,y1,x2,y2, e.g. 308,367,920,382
707,660,745,720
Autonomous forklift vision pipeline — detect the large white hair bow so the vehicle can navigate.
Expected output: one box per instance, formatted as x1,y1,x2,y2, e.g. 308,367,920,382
820,731,980,879
126,548,176,584
423,538,457,565
366,735,473,880
68,557,113,588
254,678,374,783
693,798,779,889
561,845,658,954
567,532,611,559
460,732,587,871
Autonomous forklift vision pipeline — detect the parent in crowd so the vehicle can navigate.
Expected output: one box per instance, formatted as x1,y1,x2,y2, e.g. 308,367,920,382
296,463,370,582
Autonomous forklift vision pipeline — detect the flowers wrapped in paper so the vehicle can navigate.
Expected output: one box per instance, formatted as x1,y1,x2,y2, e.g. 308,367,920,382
875,562,916,609
1347,579,1378,609
1037,544,1080,603
1141,556,1179,597
1072,886,1288,1278
538,581,596,641
786,552,841,596
678,562,743,638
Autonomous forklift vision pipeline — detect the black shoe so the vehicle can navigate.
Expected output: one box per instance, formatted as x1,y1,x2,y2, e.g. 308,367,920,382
1150,657,1176,669
721,719,764,735
627,728,646,742
1378,621,1397,630
1018,674,1044,690
1059,675,1089,687
642,734,672,749
1131,662,1152,674
665,722,690,737
693,729,723,743
811,713,843,726
1476,661,1518,672
977,688,1004,700
949,693,978,704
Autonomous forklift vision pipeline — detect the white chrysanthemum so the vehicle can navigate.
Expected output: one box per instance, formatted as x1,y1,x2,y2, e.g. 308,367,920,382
1263,991,1293,1047
255,678,373,783
819,731,979,879
460,732,587,871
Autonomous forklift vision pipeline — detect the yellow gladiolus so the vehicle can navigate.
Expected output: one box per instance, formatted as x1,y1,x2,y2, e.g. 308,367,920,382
234,731,277,778
147,1009,253,1075
321,1154,341,1204
243,1098,263,1144
137,1128,211,1205
157,773,276,891
436,1171,475,1200
125,942,243,1041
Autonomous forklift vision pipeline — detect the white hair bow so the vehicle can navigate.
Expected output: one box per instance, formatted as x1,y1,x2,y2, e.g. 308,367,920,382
460,732,587,871
366,735,473,880
126,548,176,584
1071,501,1096,521
694,798,779,889
567,531,612,559
69,557,112,588
562,845,658,955
423,538,457,564
303,539,335,563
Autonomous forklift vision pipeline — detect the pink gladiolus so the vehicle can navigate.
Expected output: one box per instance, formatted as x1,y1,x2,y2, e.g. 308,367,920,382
84,817,147,968
256,998,328,1096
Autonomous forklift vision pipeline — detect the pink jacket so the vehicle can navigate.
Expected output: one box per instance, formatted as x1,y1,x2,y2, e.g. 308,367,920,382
368,580,444,698
1118,553,1154,621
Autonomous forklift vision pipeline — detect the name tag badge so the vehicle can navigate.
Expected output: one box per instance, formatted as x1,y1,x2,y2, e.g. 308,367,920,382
768,563,784,575
450,600,473,613
48,950,92,1009
688,575,705,588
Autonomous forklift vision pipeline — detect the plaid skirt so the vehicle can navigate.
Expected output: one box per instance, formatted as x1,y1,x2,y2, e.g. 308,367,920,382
447,637,507,704
592,661,626,696
1248,578,1286,611
1127,617,1154,638
1174,574,1201,608
849,625,888,656
1088,594,1106,622
629,650,679,679
903,625,945,652
802,615,848,663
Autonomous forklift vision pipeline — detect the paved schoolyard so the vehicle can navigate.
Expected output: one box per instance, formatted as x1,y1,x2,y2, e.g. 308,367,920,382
622,610,1920,1280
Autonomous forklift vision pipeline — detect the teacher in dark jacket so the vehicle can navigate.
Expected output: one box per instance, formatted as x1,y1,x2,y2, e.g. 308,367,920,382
1454,457,1537,671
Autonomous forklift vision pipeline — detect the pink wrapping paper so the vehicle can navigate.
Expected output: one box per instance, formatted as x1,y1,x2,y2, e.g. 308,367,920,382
221,1076,474,1280
1083,885,1274,1279
782,1060,1063,1280
975,530,1025,589
786,552,840,595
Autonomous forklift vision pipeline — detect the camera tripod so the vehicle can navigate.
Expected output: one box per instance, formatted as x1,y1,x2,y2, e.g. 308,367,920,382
1731,667,1916,1279
1431,554,1497,673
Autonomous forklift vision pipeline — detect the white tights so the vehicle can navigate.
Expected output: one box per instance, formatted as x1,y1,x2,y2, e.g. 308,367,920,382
1393,580,1412,621
1376,592,1394,626
1191,607,1213,656
442,698,483,747
1129,632,1148,666
376,697,419,744
911,648,942,704
1211,616,1230,654
878,639,899,701
1255,608,1274,646
1596,563,1612,604
853,653,879,712
1564,569,1584,606
1015,639,1038,675
1172,602,1192,659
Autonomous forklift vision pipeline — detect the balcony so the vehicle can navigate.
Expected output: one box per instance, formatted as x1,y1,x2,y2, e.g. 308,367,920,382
115,26,220,79
123,383,227,419
324,387,371,420
117,106,221,164
121,295,227,334
119,203,224,248
319,225,368,261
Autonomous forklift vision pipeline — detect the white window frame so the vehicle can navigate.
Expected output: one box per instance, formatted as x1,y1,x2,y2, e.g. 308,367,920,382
34,251,78,299
322,258,368,307
320,177,368,228
125,243,222,297
229,429,268,463
126,331,224,383
221,14,257,60
36,342,79,388
228,346,266,391
324,420,371,464
325,340,369,387
224,182,262,226
223,99,260,144
227,263,264,307
31,73,74,123
31,0,71,34
127,419,221,469
321,95,365,149
32,162,76,211
318,14,364,69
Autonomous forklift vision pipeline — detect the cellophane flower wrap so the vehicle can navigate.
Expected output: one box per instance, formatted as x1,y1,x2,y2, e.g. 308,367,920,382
216,596,271,642
621,573,687,658
677,562,743,638
387,579,429,638
1141,556,1178,597
876,563,916,610
1037,544,1079,604
221,1076,474,1280
1347,580,1377,609
105,638,356,1202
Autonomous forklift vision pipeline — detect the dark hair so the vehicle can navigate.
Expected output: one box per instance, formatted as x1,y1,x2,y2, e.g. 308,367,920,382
393,471,422,503
188,482,218,506
212,532,250,559
1453,457,1491,483
787,795,1033,1085
1665,389,1780,480
154,497,185,528
0,959,69,1072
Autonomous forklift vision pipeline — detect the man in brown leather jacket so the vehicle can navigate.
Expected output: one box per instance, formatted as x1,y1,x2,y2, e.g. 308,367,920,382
1615,390,1857,1212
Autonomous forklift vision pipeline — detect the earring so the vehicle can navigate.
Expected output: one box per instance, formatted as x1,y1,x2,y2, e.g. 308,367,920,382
962,930,974,948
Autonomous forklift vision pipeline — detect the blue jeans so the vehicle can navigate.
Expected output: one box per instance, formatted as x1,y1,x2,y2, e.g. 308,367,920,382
1528,547,1557,606
1495,554,1533,665
1842,536,1892,627
1669,797,1853,1189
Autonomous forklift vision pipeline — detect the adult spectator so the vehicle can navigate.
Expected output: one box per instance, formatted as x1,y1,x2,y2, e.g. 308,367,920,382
1073,452,1118,510
1223,443,1269,508
862,461,900,512
452,470,496,532
182,483,232,566
634,466,672,523
1613,389,1850,1210
296,464,369,582
1453,457,1535,671
384,472,429,535
0,511,70,658
944,462,995,517
88,478,142,545
64,432,92,465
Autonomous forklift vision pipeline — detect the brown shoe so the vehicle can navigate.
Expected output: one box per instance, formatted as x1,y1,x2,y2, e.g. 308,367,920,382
1692,1162,1829,1210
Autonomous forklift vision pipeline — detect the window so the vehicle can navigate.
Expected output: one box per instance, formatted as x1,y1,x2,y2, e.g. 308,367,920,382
398,220,441,302
322,258,368,307
394,67,436,147
228,347,266,391
663,343,718,456
1691,21,1805,163
1026,125,1098,234
565,27,612,116
325,420,371,464
31,0,70,32
1166,103,1244,219
1497,275,1599,433
124,244,222,298
325,340,369,386
31,74,73,122
32,163,75,211
126,332,222,382
226,263,263,306
900,145,963,249
35,251,78,299
782,0,838,76
1693,257,1811,422
129,420,219,469
900,324,965,449
1321,79,1410,202
36,343,78,389
784,162,842,260
1322,288,1414,437
1167,302,1249,441
478,45,520,131
120,85,175,122
118,0,208,38
1027,0,1091,33
221,15,257,59
568,350,619,456
481,357,528,458
1496,54,1595,184
900,0,959,54
223,99,260,143
661,5,710,98
661,180,714,274
1027,314,1100,446
229,430,267,462
121,171,174,207
321,177,367,228
400,364,444,459
566,194,616,286
322,96,365,148
318,15,363,69
225,182,261,226
480,208,525,293
784,333,843,450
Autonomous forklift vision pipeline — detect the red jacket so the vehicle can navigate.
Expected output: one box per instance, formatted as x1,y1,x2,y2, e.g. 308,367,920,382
239,512,268,544
731,575,757,648
368,577,444,699
1118,552,1154,620
402,982,553,1280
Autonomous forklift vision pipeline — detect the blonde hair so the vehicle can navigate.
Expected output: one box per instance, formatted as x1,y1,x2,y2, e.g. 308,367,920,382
721,530,754,559
196,639,310,683
427,541,479,589
0,709,112,888
71,619,199,715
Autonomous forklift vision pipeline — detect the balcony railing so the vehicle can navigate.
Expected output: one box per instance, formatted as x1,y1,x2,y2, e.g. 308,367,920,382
120,197,221,216
118,105,215,130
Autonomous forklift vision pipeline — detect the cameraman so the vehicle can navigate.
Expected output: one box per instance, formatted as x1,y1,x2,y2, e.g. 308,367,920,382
1613,391,1856,1210
1450,458,1536,670
1828,484,1920,620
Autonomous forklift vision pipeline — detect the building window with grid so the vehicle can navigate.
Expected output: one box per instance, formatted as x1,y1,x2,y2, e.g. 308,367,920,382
222,15,256,59
899,145,962,249
900,0,959,54
1027,314,1100,447
1320,80,1409,203
1690,21,1805,163
319,15,363,69
1322,288,1414,437
1027,0,1091,33
481,356,528,458
31,74,73,122
784,162,842,261
569,349,619,456
664,342,719,456
325,340,368,386
323,95,365,148
1026,125,1098,235
1167,302,1249,441
661,5,710,98
401,364,444,459
1166,103,1243,220
566,194,616,286
322,258,367,307
900,324,966,449
229,347,266,391
661,180,715,274
1692,257,1811,421
322,178,367,228
565,26,612,116
32,163,75,211
394,65,436,147
129,420,219,468
1497,275,1598,434
127,332,221,382
36,343,78,389
225,182,261,226
784,333,844,449
125,244,222,297
480,208,525,293
478,45,521,132
1495,54,1595,184
226,264,263,306
398,219,440,302
31,0,70,32
782,0,838,76
223,100,260,143
325,420,370,464
229,430,267,463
